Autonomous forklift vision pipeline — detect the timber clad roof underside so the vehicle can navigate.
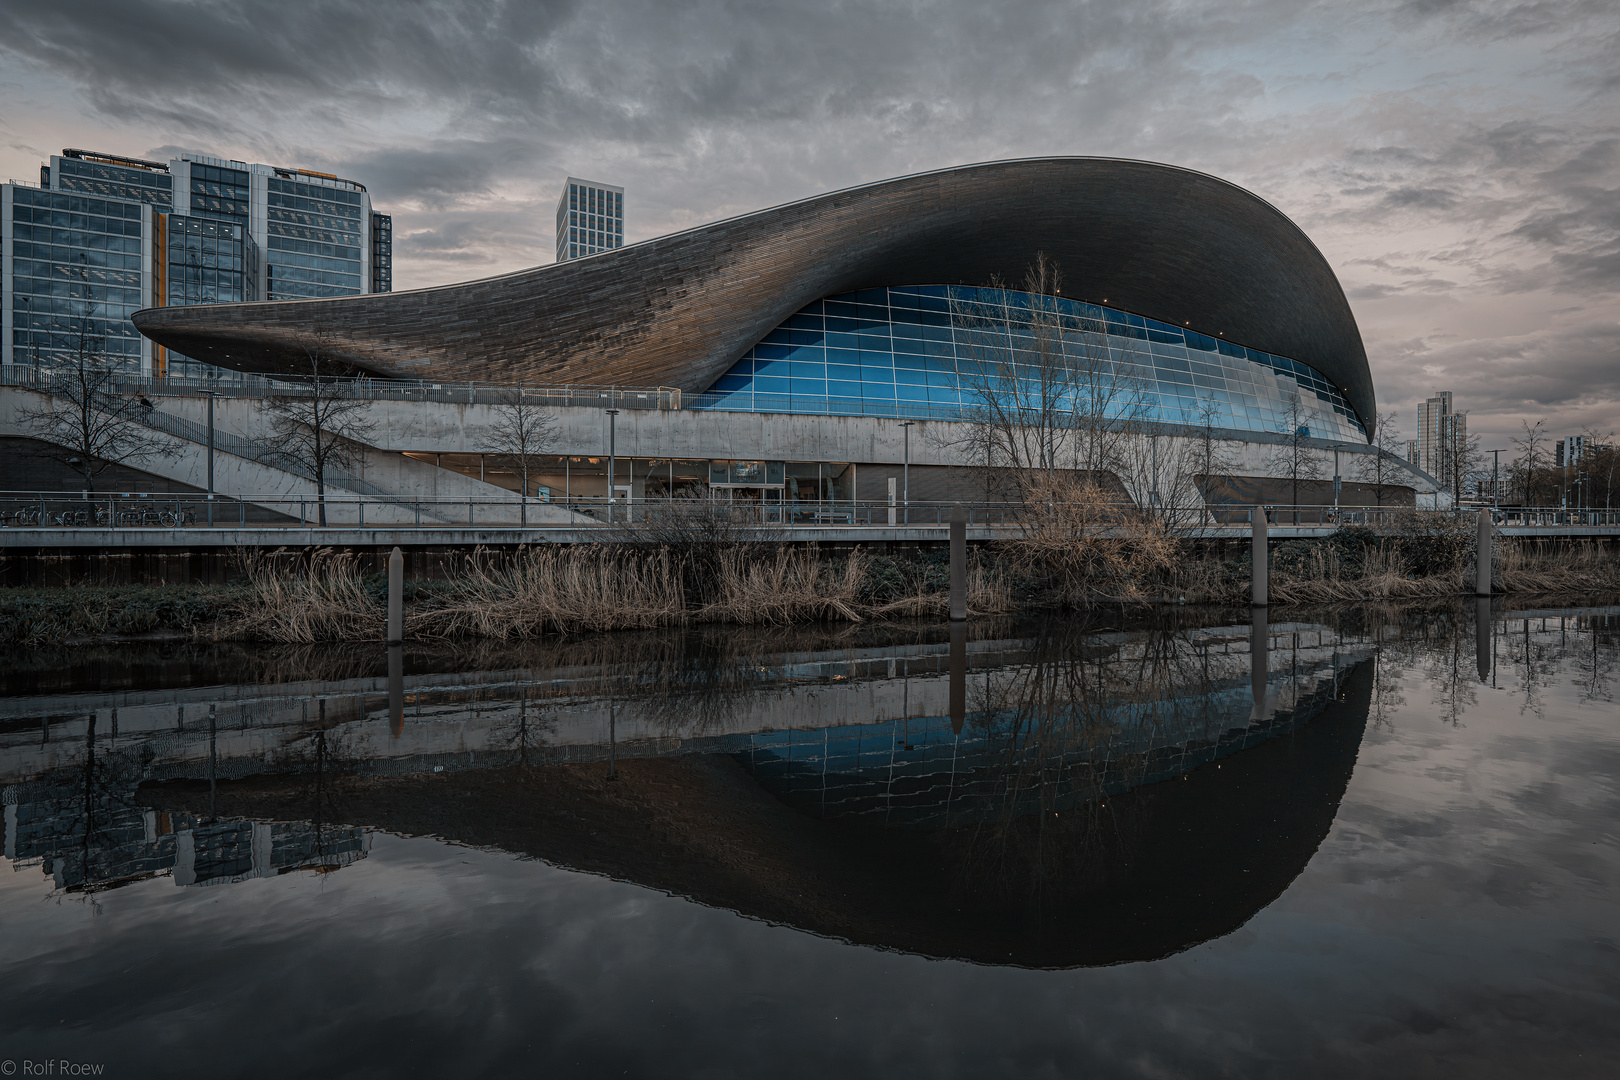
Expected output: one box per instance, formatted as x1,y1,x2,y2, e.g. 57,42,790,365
130,157,1376,435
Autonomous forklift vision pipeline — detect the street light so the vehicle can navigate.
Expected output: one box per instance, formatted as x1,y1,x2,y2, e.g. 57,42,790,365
202,391,218,526
1486,448,1506,511
605,408,620,521
898,420,915,524
1325,442,1358,517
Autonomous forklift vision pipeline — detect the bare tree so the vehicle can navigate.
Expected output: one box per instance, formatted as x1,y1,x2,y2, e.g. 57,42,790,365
260,332,376,526
16,309,174,493
1354,410,1406,507
488,388,559,526
949,253,1150,503
1511,418,1550,507
1177,394,1240,523
1441,416,1481,515
1266,393,1326,521
1583,425,1618,512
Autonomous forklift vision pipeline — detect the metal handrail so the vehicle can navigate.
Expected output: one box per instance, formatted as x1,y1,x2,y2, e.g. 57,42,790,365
5,492,1616,530
1,364,681,409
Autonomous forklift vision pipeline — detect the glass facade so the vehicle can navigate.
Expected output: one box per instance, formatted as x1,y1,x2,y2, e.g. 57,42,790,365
555,179,623,262
165,215,257,305
187,163,249,223
371,212,392,293
8,187,147,370
55,156,173,209
702,285,1367,442
265,177,363,299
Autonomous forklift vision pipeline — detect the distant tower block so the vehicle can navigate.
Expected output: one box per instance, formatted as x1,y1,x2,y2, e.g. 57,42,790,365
555,177,624,263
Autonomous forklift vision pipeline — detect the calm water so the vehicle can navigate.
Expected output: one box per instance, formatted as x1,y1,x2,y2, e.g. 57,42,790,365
2,604,1617,1078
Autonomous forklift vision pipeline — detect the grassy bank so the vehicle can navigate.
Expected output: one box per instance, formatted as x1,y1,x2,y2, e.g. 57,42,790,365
3,528,1618,645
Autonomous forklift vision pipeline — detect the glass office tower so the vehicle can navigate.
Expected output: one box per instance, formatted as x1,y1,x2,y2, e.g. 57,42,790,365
555,178,624,262
3,148,394,377
2,183,153,371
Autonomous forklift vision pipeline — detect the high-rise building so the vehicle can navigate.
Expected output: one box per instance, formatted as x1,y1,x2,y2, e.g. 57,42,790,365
1556,435,1609,469
3,148,393,378
1415,391,1466,484
554,178,623,262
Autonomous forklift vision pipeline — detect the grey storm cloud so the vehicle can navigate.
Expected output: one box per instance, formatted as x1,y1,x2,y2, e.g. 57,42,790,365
1,0,1617,442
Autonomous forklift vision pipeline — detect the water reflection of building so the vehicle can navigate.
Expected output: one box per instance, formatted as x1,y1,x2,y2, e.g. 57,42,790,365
4,777,368,893
743,623,1366,826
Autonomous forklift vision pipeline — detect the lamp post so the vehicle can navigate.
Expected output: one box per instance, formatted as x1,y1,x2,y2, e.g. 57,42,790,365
1325,442,1356,518
202,391,217,526
605,408,620,522
1487,448,1506,512
899,420,915,524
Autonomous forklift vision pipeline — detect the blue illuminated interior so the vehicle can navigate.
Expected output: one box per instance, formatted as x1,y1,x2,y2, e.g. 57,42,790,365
696,285,1367,441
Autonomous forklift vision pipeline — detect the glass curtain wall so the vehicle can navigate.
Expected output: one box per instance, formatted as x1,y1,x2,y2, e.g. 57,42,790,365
56,158,173,209
701,285,1367,442
8,187,147,371
266,177,363,299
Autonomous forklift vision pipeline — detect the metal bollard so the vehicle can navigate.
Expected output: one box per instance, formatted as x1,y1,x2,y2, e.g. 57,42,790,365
387,546,404,645
949,503,967,622
1251,505,1269,606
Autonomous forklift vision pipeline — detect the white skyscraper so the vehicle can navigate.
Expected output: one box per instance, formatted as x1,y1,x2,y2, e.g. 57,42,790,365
555,178,623,262
1416,390,1465,482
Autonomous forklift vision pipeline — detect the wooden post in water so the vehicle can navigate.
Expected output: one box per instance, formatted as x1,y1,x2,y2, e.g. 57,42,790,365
1251,505,1269,606
949,503,967,622
1475,509,1493,596
1250,606,1269,721
949,621,967,734
1475,597,1493,683
387,546,404,645
388,644,404,739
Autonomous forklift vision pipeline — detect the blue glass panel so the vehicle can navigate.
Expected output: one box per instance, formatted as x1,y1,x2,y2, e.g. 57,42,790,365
692,284,1366,439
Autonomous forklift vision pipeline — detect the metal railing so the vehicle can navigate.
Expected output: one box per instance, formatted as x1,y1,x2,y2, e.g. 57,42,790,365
7,492,1617,532
0,364,682,410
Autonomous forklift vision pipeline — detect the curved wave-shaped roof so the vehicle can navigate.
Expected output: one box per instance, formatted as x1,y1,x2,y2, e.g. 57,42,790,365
132,157,1375,437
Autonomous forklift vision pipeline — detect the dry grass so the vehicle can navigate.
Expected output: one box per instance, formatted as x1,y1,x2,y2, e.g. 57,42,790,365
415,546,686,637
1001,476,1180,604
1498,539,1620,593
216,551,383,643
211,543,1015,643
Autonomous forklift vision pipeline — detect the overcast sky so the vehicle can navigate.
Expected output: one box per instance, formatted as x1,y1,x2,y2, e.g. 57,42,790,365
1,0,1616,445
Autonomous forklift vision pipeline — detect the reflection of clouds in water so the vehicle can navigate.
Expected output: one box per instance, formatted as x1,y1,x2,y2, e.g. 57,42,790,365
3,609,1619,1073
3,820,1615,1076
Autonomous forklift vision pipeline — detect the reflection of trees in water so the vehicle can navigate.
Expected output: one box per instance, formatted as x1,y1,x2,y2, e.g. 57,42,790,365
1423,609,1477,727
942,620,1235,909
